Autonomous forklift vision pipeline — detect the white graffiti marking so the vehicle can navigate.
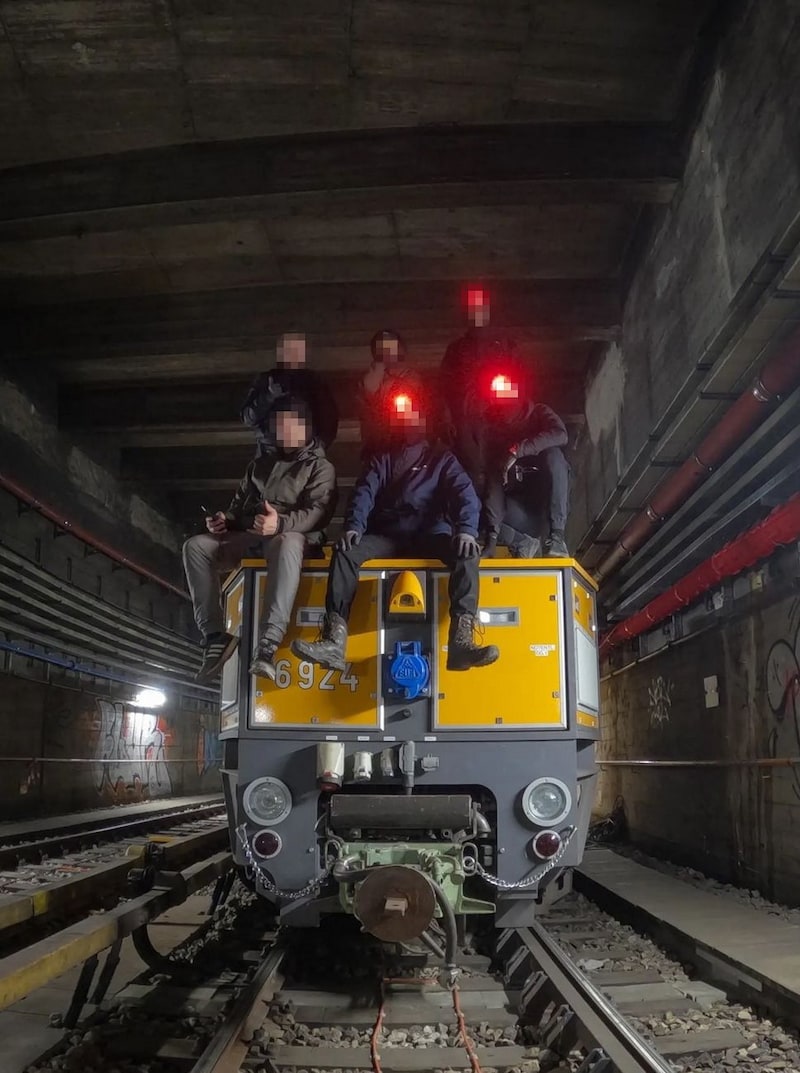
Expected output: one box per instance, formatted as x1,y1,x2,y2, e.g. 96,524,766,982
648,676,675,728
94,700,172,799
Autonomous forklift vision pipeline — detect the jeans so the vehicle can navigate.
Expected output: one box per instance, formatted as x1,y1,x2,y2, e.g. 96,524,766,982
325,533,478,622
182,530,306,642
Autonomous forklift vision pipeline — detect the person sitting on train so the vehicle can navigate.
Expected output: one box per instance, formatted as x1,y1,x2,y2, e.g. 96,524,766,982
291,393,499,674
439,286,524,556
484,380,571,558
357,329,424,460
183,399,337,684
240,331,339,454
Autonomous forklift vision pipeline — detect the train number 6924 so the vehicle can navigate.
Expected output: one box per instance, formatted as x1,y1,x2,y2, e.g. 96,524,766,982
272,659,359,693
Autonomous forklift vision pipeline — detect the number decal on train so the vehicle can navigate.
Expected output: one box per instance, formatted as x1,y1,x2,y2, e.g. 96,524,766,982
272,659,360,693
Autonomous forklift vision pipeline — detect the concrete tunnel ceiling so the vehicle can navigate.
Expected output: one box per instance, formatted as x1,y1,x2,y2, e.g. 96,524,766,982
0,0,752,567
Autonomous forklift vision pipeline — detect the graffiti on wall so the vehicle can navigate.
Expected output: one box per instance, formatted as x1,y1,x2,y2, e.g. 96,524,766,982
765,599,800,798
93,699,173,803
196,716,221,777
648,675,675,728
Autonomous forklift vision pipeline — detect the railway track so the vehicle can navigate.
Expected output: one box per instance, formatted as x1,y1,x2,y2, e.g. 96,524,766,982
17,889,799,1073
0,796,225,869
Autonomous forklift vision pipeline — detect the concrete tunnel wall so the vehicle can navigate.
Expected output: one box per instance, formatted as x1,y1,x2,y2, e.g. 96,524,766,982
0,372,220,817
577,0,800,900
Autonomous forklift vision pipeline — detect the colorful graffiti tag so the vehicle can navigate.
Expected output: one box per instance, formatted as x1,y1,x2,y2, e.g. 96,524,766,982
93,699,173,803
765,598,800,798
196,716,221,777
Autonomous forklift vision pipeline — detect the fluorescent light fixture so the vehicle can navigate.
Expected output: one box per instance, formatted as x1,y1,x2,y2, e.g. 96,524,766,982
132,688,167,709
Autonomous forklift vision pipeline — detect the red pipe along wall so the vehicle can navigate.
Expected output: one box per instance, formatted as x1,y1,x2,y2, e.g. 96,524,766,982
594,332,800,583
0,472,188,600
600,492,800,652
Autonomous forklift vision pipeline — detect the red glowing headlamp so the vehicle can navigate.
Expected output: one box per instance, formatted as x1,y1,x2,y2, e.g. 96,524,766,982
489,372,519,400
393,393,413,414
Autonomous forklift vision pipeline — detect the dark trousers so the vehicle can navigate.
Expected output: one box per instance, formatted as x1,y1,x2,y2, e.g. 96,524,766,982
326,533,478,622
488,446,571,540
451,421,503,540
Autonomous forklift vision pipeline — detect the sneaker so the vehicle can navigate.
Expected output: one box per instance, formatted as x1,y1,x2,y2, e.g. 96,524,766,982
510,535,541,559
196,632,238,683
545,531,569,557
291,613,348,672
446,613,499,671
249,638,279,680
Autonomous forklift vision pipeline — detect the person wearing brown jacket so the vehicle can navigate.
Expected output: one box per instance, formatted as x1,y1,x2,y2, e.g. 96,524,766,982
182,400,337,683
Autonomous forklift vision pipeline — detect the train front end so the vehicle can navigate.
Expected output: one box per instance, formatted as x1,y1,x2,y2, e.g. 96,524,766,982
219,552,599,940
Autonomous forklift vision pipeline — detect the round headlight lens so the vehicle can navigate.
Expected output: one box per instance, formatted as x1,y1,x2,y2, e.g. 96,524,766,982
521,778,572,827
243,777,292,826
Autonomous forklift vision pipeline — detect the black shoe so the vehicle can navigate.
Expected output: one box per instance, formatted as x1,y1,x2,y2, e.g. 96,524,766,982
510,535,541,559
196,632,238,682
545,530,569,558
446,613,499,671
249,637,279,680
291,613,348,672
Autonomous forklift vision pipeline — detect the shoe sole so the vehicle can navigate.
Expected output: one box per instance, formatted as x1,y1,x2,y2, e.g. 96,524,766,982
249,660,277,680
195,635,239,683
290,643,346,673
447,651,500,671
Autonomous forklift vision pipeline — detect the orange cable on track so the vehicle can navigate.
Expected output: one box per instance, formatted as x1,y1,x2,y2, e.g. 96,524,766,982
452,984,484,1073
371,979,387,1073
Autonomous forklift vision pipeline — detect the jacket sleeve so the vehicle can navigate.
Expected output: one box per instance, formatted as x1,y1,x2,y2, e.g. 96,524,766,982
224,463,257,531
516,404,568,456
312,374,339,447
439,452,480,537
278,460,338,534
344,454,390,534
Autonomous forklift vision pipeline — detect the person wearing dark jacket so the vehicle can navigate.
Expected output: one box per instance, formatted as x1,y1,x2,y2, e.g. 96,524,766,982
183,400,337,683
439,288,525,553
486,398,571,557
292,400,499,673
240,332,339,452
357,330,424,460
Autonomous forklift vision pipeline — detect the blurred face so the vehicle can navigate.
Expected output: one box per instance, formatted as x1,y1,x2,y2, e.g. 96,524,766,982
467,289,490,328
375,334,401,364
275,410,309,450
277,332,306,368
389,393,424,433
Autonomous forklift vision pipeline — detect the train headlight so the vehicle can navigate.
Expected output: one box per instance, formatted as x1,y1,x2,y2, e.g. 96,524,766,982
521,778,572,827
243,777,292,826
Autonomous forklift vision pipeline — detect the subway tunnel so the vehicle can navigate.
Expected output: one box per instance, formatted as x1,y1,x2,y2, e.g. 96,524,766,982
1,1,800,1065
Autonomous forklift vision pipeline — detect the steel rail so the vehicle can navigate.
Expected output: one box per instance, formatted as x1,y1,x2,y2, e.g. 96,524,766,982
514,923,674,1073
190,943,286,1073
0,798,225,867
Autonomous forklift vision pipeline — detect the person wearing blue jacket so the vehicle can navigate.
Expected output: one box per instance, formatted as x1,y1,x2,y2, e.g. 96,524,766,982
292,396,499,673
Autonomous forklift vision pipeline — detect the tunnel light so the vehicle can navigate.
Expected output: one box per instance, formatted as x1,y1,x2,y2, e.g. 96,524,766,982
131,688,166,709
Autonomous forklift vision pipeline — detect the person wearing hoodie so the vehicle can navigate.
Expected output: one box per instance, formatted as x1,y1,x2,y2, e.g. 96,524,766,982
182,400,337,683
357,329,425,460
240,331,339,453
439,287,524,554
485,392,571,558
292,393,499,674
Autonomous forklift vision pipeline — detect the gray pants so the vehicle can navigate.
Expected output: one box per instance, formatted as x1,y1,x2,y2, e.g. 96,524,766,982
182,531,306,644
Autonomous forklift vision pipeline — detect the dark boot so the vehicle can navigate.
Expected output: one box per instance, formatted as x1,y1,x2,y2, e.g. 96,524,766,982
510,534,541,559
249,635,279,680
447,613,499,671
545,529,569,557
291,613,348,671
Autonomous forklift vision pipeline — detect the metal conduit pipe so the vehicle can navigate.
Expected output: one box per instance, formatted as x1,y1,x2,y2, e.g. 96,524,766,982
0,472,189,600
594,330,800,583
601,491,800,651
